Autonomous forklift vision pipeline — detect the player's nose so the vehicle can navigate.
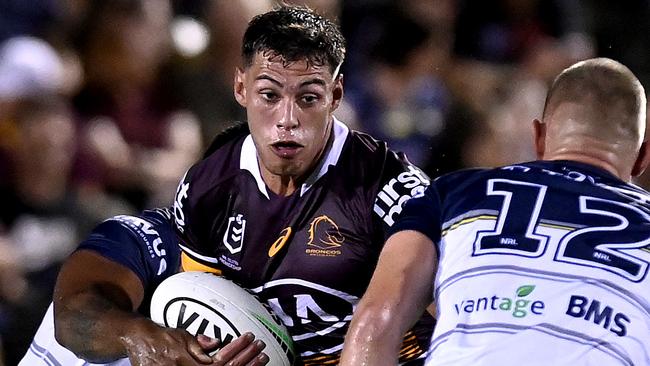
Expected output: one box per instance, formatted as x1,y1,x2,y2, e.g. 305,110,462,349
276,99,299,130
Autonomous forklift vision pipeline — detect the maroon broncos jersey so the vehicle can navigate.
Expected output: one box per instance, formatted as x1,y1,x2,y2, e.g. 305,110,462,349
173,119,434,365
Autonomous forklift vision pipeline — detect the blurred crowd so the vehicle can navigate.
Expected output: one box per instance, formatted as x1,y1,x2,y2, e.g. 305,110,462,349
0,0,648,364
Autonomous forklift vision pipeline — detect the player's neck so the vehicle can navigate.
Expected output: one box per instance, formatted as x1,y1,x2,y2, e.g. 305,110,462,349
263,172,301,196
545,151,629,182
544,133,636,182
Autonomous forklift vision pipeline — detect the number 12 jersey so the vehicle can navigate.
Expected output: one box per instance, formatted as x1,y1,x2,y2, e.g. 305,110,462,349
395,160,650,366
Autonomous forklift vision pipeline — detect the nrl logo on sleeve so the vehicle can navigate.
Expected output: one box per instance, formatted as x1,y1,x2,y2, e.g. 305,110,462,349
223,214,246,254
374,166,429,226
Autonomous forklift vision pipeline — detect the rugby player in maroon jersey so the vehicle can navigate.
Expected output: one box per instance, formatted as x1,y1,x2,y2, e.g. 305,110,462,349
174,5,433,365
51,5,435,366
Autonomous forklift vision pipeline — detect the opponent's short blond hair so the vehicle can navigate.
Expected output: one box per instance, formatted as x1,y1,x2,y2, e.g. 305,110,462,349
542,58,646,141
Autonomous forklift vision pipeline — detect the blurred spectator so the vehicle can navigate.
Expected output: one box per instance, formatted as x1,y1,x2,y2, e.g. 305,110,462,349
0,35,81,365
462,38,594,168
0,96,91,365
453,0,590,64
0,36,72,190
0,0,60,41
72,0,202,210
343,3,475,174
452,0,595,168
584,0,650,90
169,0,272,144
0,36,65,100
449,0,593,114
581,0,650,190
400,0,458,31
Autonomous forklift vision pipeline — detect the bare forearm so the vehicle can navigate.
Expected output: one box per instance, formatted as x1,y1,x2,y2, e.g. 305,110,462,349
341,230,437,365
54,285,150,363
341,305,406,366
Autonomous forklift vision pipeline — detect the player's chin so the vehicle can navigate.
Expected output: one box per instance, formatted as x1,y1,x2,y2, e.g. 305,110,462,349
268,160,306,178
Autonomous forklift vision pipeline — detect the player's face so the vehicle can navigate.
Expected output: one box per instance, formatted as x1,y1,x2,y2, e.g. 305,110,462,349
234,52,343,181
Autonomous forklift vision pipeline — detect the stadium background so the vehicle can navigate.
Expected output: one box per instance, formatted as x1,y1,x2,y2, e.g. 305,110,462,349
0,0,648,364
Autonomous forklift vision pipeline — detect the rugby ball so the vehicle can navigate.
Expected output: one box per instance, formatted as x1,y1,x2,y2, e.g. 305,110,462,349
150,272,295,365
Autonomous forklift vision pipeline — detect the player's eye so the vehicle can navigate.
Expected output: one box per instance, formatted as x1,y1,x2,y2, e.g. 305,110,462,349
260,91,279,102
300,94,319,105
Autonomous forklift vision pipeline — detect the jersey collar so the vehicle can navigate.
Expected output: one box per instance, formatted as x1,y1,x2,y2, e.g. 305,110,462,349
240,117,350,199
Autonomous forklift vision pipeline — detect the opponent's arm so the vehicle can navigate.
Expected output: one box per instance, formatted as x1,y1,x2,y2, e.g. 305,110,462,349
54,249,269,366
53,249,219,364
339,230,437,366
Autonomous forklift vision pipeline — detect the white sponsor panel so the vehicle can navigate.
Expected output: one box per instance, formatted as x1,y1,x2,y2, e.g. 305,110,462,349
374,165,429,226
174,171,190,233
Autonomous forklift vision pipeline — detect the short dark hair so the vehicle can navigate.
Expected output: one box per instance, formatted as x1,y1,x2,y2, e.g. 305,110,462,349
241,6,346,74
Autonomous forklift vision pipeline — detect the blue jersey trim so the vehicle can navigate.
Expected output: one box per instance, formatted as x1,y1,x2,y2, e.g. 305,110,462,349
28,341,63,366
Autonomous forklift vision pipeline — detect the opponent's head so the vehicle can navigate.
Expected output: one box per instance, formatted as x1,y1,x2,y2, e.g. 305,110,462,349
234,5,345,191
535,58,648,181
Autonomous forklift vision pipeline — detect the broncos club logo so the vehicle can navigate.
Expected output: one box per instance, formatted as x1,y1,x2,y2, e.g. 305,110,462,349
306,215,344,257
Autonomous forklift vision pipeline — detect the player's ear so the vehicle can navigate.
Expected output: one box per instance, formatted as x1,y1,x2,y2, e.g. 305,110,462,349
533,119,546,159
234,67,247,108
330,74,343,111
631,140,650,177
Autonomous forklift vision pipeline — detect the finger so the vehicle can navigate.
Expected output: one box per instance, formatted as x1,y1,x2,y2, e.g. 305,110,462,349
212,332,256,365
247,352,270,366
185,335,214,364
197,334,220,352
220,338,267,366
177,354,213,366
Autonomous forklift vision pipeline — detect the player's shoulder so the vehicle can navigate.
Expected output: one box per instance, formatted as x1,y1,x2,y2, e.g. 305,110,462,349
433,167,492,196
346,129,389,154
345,129,402,163
184,122,249,196
344,129,427,181
325,129,385,187
98,208,174,240
141,207,174,225
202,122,250,159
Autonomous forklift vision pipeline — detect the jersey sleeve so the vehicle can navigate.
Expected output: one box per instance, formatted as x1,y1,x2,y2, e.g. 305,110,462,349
387,184,442,245
172,166,224,273
76,211,180,292
372,150,431,237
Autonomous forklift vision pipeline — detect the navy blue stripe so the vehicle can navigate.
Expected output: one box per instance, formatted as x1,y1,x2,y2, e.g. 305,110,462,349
28,346,54,366
430,322,632,366
29,341,63,366
436,265,650,316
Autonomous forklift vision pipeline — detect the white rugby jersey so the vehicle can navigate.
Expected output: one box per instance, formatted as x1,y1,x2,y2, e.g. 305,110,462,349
392,161,650,366
19,209,179,366
19,304,132,366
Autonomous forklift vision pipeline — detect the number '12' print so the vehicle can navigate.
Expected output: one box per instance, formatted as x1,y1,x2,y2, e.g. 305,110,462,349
473,179,650,282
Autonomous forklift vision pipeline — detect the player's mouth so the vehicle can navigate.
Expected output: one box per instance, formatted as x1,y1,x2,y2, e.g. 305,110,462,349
271,141,304,158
